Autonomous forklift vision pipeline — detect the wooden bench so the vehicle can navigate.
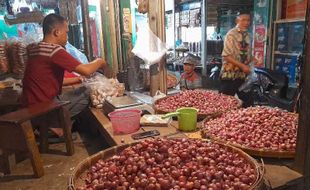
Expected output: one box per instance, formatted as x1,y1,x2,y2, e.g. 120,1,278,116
0,101,74,178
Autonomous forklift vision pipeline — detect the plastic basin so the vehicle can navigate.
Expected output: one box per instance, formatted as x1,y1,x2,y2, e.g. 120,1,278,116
108,109,142,134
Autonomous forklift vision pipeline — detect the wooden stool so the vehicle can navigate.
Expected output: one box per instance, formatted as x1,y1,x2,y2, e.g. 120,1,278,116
0,101,74,178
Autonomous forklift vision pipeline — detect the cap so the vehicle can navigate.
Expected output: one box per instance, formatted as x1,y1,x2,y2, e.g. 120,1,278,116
183,53,200,66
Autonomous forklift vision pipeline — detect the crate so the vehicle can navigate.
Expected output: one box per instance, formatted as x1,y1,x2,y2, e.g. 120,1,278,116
274,54,298,86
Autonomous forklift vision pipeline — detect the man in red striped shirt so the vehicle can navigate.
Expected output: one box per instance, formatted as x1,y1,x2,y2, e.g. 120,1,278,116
21,14,106,137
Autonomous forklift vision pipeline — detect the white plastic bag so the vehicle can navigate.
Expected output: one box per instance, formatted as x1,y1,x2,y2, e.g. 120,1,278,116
83,73,125,108
152,90,166,103
239,63,258,92
132,25,167,65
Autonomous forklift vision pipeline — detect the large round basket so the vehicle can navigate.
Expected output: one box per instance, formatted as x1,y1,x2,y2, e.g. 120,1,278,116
153,92,242,120
201,127,295,158
68,139,265,190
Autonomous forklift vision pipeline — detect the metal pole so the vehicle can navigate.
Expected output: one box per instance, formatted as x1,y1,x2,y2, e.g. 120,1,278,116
81,0,93,60
173,0,176,58
201,0,207,76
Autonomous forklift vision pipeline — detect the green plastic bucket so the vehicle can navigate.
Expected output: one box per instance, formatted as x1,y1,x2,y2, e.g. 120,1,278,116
162,107,198,131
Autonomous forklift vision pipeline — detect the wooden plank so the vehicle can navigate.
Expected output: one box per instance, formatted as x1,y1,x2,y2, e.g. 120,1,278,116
95,0,105,59
59,0,78,24
81,0,93,60
20,121,44,178
108,0,119,75
58,107,74,156
114,0,124,72
38,119,49,153
294,3,310,189
90,108,182,146
100,0,113,65
264,164,303,189
0,123,27,150
0,101,70,124
148,0,167,96
274,18,305,23
0,149,15,174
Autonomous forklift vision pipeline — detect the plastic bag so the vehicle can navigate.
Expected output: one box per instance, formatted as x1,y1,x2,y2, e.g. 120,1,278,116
6,38,28,76
65,42,88,64
152,90,166,103
239,63,258,92
132,25,167,65
83,73,125,108
0,41,9,74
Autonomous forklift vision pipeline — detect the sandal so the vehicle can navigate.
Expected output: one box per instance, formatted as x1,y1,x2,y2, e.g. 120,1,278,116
48,132,78,144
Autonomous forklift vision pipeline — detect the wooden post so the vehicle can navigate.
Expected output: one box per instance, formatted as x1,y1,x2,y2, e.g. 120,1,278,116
294,2,310,189
58,107,74,156
81,0,93,60
108,0,120,75
114,0,124,72
58,0,78,24
201,0,207,76
38,118,49,153
148,0,167,96
21,121,44,178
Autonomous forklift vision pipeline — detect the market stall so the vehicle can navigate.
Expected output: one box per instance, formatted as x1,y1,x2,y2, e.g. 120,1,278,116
0,0,310,189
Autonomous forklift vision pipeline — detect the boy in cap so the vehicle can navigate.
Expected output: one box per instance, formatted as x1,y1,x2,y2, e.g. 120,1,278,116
220,10,256,107
179,53,202,90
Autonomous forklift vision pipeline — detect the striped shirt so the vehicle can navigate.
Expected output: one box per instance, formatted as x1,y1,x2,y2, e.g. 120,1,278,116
21,42,81,106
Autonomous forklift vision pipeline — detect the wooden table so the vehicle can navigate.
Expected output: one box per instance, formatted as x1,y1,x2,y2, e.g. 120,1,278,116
90,108,187,146
0,88,21,115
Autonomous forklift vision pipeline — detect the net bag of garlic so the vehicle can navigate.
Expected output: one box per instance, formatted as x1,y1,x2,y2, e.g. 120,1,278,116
7,39,28,77
83,73,125,108
0,41,9,74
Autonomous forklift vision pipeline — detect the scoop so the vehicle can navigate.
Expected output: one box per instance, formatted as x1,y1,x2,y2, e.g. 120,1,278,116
162,107,198,131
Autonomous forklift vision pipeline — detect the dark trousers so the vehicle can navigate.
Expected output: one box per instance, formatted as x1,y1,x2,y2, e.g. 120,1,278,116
219,79,254,108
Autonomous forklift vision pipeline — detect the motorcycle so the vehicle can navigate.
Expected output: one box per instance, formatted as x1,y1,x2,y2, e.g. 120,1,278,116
243,67,300,112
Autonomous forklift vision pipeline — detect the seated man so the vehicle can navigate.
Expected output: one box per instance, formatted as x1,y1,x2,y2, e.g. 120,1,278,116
179,54,202,90
21,14,106,139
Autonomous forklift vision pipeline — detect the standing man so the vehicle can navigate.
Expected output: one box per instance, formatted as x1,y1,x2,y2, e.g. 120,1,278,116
220,10,255,107
21,14,106,137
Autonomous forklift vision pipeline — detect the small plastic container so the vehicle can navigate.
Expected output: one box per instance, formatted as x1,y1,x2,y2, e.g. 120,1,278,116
108,109,142,134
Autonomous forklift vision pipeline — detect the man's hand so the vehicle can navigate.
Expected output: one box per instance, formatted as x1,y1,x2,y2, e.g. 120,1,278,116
74,58,107,77
240,64,251,74
252,57,258,64
94,58,106,68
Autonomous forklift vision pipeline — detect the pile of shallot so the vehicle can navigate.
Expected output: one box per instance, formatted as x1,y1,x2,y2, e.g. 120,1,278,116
77,138,258,190
203,106,298,152
154,90,240,116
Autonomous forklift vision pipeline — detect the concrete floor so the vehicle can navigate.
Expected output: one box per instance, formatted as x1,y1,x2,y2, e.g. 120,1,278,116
0,132,109,190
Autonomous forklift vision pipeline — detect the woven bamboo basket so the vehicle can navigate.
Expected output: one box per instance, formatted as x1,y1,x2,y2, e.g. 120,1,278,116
68,139,265,190
153,92,242,120
201,130,295,159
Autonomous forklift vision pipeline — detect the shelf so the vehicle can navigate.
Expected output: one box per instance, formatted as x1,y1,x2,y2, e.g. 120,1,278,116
176,0,201,6
4,11,44,25
274,51,300,56
274,18,305,24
